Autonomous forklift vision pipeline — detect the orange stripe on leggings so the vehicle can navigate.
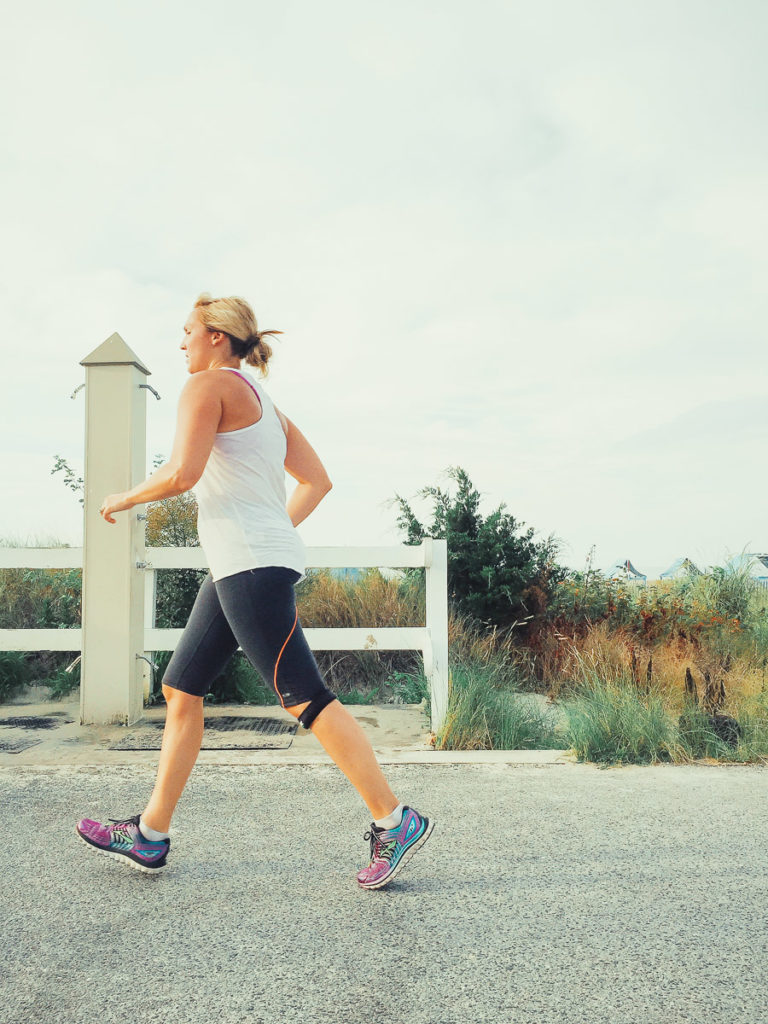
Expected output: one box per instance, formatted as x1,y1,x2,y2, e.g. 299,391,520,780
273,607,299,709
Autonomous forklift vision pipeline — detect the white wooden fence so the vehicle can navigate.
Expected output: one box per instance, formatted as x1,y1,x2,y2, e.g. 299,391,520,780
0,541,448,731
0,333,449,730
0,544,450,729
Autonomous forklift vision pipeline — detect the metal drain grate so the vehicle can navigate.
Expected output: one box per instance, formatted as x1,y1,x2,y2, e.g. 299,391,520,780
0,715,73,730
0,735,43,753
199,716,294,735
108,715,297,751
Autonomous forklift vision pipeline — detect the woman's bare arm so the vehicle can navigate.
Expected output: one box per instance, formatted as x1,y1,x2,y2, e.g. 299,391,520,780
99,373,222,522
275,405,332,527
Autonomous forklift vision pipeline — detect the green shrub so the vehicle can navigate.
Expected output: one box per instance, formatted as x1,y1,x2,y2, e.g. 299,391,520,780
386,669,430,706
562,670,682,766
726,693,768,763
0,652,31,703
0,567,81,629
205,654,278,705
153,570,208,628
676,703,735,760
150,649,277,705
436,655,562,750
391,466,562,630
675,691,768,763
337,687,382,705
45,655,81,701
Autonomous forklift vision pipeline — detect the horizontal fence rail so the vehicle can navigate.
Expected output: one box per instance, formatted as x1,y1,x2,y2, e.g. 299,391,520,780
0,548,84,568
0,544,437,570
0,541,449,730
143,626,429,652
0,629,83,652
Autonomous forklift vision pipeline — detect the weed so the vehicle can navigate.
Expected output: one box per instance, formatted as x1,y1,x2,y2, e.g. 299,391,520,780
0,652,31,703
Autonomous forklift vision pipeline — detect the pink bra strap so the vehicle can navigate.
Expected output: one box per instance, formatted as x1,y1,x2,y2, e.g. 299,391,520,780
221,367,262,408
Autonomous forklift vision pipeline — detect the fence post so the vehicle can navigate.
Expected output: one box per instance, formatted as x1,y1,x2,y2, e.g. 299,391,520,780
424,537,449,735
79,333,149,726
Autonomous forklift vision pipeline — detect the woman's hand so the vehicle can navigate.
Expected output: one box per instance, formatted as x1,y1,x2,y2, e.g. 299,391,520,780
99,492,135,524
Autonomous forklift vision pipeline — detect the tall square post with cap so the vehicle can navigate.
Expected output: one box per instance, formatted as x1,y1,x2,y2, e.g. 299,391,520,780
79,333,149,726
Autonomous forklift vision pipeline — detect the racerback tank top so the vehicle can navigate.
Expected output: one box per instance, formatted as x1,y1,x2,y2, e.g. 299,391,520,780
192,367,307,583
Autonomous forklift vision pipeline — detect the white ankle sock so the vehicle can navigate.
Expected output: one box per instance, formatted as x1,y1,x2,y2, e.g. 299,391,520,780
139,815,169,842
374,803,404,830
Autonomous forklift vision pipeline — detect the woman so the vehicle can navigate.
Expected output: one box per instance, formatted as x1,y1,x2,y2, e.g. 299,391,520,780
75,292,434,889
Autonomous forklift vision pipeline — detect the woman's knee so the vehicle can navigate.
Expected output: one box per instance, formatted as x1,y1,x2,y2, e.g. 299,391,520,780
284,691,338,729
162,683,204,708
283,700,310,720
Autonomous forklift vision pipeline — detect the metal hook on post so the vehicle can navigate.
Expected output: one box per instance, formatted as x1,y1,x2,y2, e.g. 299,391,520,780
70,383,85,400
136,653,159,700
140,384,161,401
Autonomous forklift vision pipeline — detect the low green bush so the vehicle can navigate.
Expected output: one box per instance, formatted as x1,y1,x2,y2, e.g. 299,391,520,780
562,670,681,767
337,687,381,705
206,654,278,705
436,655,562,750
0,651,31,703
45,655,81,700
676,693,768,763
150,650,278,706
386,669,430,706
560,669,768,766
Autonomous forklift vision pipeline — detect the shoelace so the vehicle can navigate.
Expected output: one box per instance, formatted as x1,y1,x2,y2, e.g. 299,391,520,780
107,815,141,831
363,827,397,865
104,814,168,853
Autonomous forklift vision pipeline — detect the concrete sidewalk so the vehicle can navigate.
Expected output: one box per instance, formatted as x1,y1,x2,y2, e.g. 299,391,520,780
0,694,575,768
2,757,767,1024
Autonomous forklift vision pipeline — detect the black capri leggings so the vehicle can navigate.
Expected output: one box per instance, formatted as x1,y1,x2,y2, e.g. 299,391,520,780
162,566,334,707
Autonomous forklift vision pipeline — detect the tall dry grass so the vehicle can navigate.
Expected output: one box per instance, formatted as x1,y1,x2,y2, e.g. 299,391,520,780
546,617,765,719
296,567,424,628
293,568,427,699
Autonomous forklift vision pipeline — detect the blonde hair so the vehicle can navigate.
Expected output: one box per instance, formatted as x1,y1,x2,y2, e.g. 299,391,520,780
193,292,283,377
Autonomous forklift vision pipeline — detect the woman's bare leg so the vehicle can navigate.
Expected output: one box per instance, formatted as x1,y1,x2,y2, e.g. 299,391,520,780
285,699,399,820
140,685,204,833
139,688,398,832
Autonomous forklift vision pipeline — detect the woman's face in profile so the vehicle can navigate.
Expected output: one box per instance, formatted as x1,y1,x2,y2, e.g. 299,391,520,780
180,309,214,374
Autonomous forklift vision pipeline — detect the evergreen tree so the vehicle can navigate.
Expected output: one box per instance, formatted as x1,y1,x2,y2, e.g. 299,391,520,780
144,455,205,628
390,466,562,628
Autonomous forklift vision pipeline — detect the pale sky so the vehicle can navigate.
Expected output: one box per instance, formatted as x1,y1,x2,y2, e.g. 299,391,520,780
1,0,765,579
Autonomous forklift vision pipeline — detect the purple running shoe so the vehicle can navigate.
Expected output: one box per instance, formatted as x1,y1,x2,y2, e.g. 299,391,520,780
356,806,434,890
76,813,170,874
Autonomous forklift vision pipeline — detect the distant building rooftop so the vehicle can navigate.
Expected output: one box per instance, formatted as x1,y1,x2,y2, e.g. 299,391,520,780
602,559,647,582
660,557,703,580
724,553,768,582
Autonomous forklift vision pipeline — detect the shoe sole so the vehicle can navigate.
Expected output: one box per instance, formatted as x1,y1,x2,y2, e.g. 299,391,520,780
357,817,435,890
76,827,168,874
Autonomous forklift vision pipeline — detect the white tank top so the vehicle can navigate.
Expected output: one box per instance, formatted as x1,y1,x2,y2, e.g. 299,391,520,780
192,367,307,583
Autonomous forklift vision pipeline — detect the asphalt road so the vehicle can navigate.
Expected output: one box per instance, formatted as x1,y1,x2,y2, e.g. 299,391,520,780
2,761,767,1024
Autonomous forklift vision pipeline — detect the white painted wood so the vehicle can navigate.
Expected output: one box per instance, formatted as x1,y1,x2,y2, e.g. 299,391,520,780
424,537,449,734
0,548,83,568
301,627,427,650
143,544,429,570
79,335,149,726
141,547,209,570
144,626,429,652
301,546,429,568
0,629,82,651
0,536,450,730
